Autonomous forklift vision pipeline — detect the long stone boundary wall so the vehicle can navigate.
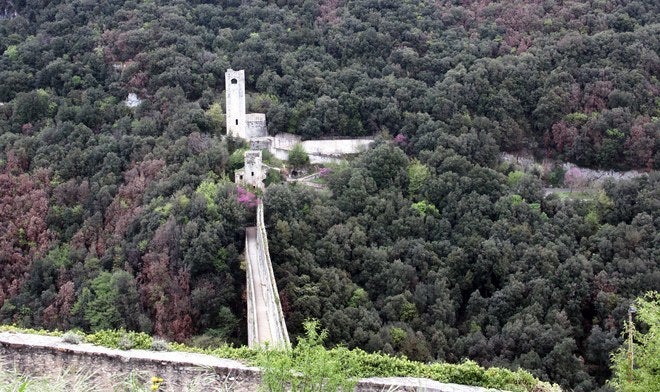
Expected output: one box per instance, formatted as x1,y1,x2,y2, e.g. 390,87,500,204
0,332,498,392
301,138,374,156
255,133,375,164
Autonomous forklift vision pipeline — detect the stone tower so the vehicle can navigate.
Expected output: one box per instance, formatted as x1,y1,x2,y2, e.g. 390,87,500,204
235,150,266,190
225,69,247,139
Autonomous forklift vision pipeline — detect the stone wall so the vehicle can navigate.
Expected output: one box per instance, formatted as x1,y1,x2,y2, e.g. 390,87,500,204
301,138,374,156
250,137,273,151
272,132,302,150
0,332,499,392
501,152,647,186
0,332,260,391
246,113,268,138
270,133,374,157
267,133,374,163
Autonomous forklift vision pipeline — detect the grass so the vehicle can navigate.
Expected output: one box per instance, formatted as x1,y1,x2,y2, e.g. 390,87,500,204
309,176,326,184
0,360,101,392
550,189,598,201
0,360,239,392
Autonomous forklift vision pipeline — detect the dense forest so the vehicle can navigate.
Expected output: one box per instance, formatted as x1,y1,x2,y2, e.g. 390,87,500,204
0,0,658,391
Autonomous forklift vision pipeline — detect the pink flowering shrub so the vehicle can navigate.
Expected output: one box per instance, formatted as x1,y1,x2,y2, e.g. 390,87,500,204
394,133,408,145
236,186,258,208
564,167,588,190
319,167,331,177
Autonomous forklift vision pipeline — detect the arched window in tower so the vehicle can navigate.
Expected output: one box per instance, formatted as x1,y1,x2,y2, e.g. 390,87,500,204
235,119,239,125
231,78,238,84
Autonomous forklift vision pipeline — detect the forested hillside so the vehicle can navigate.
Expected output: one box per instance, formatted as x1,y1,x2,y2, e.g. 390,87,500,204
0,1,658,391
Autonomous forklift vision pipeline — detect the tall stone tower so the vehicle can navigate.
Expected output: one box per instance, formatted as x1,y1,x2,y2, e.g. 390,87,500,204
225,69,247,139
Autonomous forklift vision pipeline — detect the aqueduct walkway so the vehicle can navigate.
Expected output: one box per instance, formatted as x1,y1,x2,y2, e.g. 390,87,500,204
245,202,290,349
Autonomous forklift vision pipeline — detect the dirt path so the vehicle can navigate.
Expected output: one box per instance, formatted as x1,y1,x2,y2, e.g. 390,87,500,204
286,172,328,189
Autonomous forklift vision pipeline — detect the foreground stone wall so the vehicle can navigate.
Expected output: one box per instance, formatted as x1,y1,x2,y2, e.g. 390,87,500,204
0,332,260,391
0,332,497,392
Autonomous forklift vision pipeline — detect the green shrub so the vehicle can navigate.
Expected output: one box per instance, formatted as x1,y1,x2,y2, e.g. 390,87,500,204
287,143,309,168
151,338,170,352
117,335,134,350
0,325,62,336
257,320,358,392
545,165,566,187
508,170,524,185
62,331,83,345
85,330,152,350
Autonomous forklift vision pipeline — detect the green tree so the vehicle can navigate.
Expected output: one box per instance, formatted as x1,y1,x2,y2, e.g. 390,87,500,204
72,271,147,332
408,159,430,197
206,102,225,133
12,89,52,125
288,143,309,168
359,144,409,189
609,292,660,392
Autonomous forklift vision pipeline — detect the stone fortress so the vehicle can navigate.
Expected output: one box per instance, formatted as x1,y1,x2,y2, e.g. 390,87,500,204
227,69,374,190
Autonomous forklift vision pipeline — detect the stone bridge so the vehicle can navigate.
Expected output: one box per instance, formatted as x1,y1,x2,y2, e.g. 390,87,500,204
245,201,290,349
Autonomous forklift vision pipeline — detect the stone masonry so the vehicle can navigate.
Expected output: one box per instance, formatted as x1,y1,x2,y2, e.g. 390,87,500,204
234,150,266,190
225,69,248,139
0,332,501,392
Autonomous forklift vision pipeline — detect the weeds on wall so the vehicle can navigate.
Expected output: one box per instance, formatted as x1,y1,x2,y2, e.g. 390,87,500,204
0,361,100,392
257,320,358,392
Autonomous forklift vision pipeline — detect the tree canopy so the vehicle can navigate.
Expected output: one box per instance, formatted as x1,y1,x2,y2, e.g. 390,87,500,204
609,292,660,392
0,1,658,391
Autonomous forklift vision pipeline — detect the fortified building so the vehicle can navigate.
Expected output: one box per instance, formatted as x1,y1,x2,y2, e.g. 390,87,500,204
234,150,266,190
226,69,374,190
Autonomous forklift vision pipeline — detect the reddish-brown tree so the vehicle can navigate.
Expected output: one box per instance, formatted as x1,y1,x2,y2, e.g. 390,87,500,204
0,152,53,307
